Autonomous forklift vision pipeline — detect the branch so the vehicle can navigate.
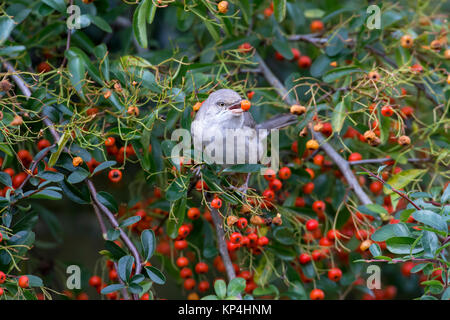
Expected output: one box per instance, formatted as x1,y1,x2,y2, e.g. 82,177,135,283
254,52,372,205
358,166,421,210
348,157,431,165
86,180,142,276
287,33,328,48
209,205,242,299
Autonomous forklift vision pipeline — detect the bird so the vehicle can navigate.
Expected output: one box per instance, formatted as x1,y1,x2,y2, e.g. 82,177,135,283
190,88,298,192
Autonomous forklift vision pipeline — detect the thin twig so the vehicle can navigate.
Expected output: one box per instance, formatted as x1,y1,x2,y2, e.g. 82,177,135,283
60,0,74,68
359,166,421,210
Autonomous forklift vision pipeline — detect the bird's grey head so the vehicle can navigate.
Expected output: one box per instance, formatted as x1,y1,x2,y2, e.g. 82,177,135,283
201,89,244,117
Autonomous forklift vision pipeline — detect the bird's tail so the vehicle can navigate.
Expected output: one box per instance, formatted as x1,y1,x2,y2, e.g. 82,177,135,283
255,113,298,130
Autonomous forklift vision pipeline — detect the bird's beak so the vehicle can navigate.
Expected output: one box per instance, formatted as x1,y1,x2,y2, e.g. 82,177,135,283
228,100,245,114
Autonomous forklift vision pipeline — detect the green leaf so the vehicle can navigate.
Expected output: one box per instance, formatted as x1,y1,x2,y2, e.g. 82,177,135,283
227,278,246,297
214,279,227,299
369,243,382,257
384,169,427,194
48,132,71,168
201,295,219,300
67,167,90,184
36,171,64,183
273,0,287,22
141,229,156,261
412,210,447,233
273,227,295,245
86,14,112,33
101,283,125,294
67,54,86,100
331,100,346,133
118,255,134,282
323,66,362,83
0,16,15,45
442,287,450,300
272,39,293,60
421,230,439,258
42,0,66,13
371,223,409,242
145,266,166,285
222,164,263,173
304,9,325,19
0,172,12,187
92,161,117,176
30,189,62,200
120,216,141,228
310,54,332,78
97,191,119,213
167,197,186,239
26,275,44,288
105,240,127,260
386,237,423,254
133,0,152,48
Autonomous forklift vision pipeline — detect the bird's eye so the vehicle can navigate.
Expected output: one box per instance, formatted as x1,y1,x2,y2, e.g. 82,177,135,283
218,102,225,107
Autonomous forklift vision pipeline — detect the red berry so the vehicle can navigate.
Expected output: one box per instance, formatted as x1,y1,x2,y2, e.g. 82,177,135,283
180,267,193,278
278,167,291,180
298,55,312,68
310,288,325,300
183,278,196,290
104,137,115,147
326,229,340,241
108,169,122,183
195,262,209,274
295,197,305,207
178,225,190,238
269,178,282,191
257,236,269,247
370,181,383,195
176,256,189,268
306,219,319,231
198,280,210,292
89,275,102,288
18,275,29,288
236,217,248,229
211,197,222,209
262,189,275,201
312,249,322,261
328,268,342,282
299,253,311,264
174,240,188,250
303,182,314,194
187,207,200,220
401,261,415,277
348,152,362,162
0,271,6,284
263,168,276,181
230,232,242,244
291,48,301,60
37,139,51,150
381,105,394,117
312,200,325,214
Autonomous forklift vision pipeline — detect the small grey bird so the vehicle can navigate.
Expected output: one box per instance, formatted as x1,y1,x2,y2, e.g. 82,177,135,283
191,89,298,166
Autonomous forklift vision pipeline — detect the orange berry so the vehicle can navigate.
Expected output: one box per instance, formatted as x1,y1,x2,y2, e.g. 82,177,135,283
240,100,251,111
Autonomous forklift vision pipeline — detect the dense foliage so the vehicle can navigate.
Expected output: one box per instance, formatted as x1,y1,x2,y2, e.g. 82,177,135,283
0,0,448,300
